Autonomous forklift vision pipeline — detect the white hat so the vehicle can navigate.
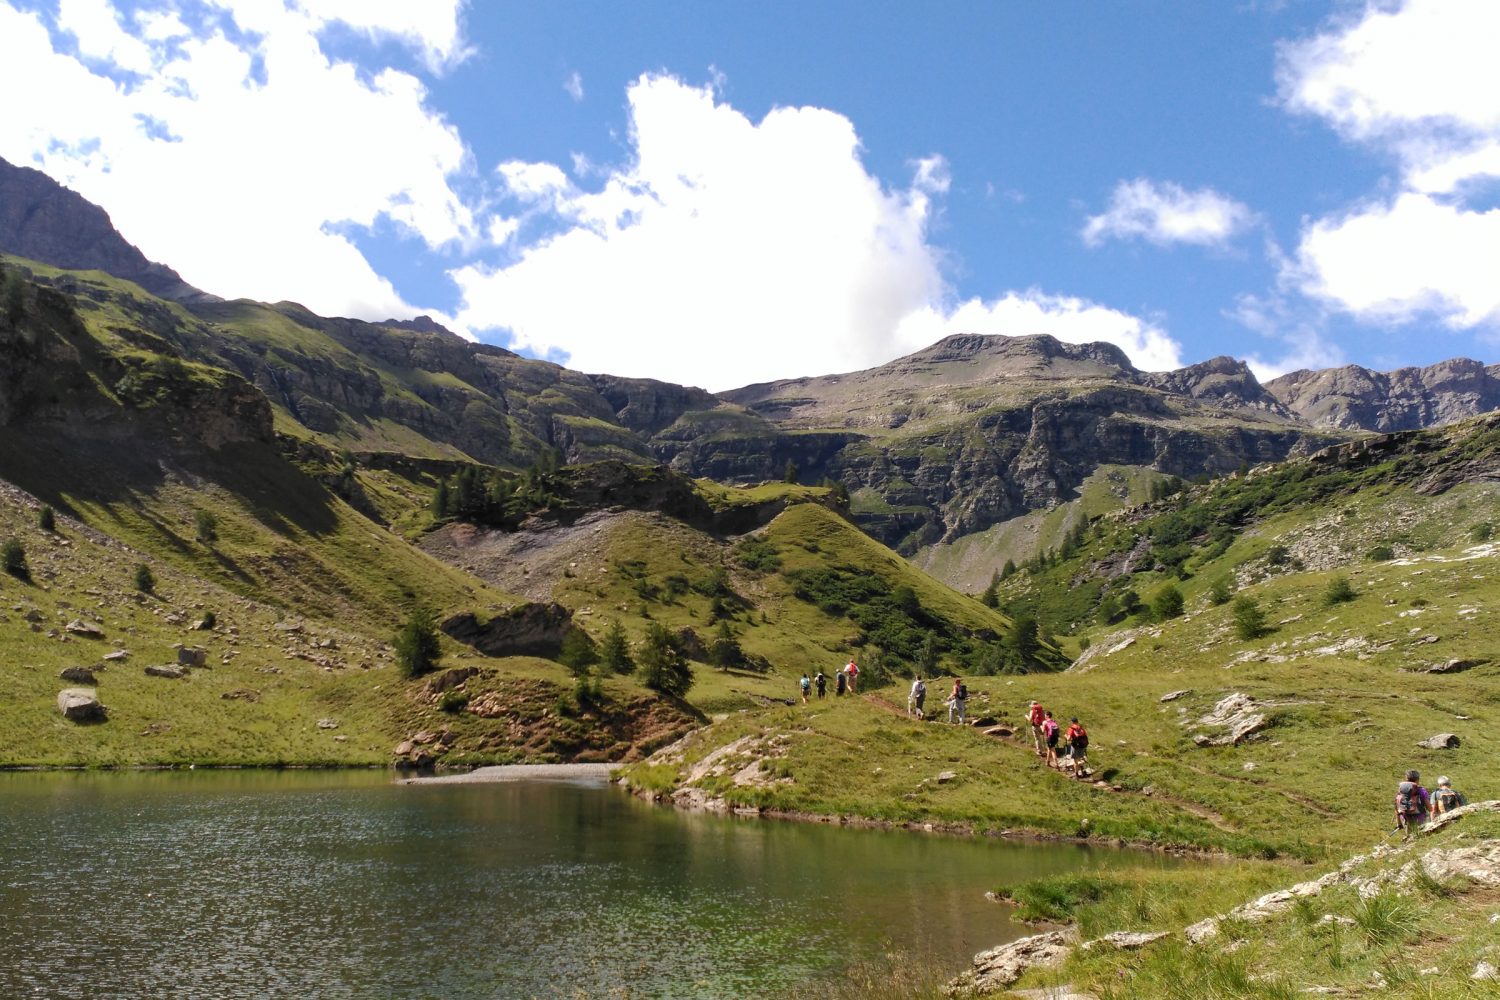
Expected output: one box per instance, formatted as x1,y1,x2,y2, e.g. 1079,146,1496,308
1438,776,1451,786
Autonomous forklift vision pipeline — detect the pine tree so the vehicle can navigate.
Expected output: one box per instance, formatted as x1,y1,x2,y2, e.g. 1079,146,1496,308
1003,615,1041,672
999,559,1017,581
1233,596,1267,641
394,606,442,678
783,459,799,484
2,538,28,580
637,622,693,697
195,510,218,544
134,564,156,594
980,572,1000,608
599,621,635,674
37,505,55,532
708,620,744,670
431,479,450,518
558,628,598,675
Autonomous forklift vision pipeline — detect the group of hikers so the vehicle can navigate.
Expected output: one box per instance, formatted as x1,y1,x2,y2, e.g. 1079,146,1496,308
795,669,1093,778
904,675,971,724
798,661,861,703
1024,699,1091,777
1394,770,1469,836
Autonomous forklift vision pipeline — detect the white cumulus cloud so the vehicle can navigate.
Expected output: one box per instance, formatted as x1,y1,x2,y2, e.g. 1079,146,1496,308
1278,0,1500,331
1082,178,1257,249
452,73,951,390
0,0,474,318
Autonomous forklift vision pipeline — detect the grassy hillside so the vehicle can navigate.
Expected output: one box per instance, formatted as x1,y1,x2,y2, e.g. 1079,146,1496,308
622,416,1500,860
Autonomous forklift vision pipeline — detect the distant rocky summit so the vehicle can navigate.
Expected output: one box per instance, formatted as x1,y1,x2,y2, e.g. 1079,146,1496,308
1266,359,1500,432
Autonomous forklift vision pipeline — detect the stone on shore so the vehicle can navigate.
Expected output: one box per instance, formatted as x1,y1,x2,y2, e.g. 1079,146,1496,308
944,931,1076,996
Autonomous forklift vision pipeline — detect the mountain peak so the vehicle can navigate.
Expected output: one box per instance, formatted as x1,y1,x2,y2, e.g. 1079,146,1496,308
908,332,1137,375
0,155,214,303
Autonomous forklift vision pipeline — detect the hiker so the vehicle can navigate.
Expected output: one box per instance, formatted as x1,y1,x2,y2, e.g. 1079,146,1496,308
947,677,968,724
908,676,927,718
1027,701,1047,756
1395,769,1430,835
1064,717,1089,775
1433,776,1468,815
835,669,847,697
1041,710,1060,768
845,661,860,694
799,673,811,705
814,670,827,699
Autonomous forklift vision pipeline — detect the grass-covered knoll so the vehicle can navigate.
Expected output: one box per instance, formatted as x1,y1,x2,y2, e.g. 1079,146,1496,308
993,809,1500,999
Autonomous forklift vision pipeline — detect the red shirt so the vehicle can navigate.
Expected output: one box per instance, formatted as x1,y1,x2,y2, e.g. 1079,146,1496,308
1065,724,1087,743
1028,705,1046,726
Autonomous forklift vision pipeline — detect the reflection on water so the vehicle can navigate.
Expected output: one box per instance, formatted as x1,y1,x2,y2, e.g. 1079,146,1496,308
0,771,1177,998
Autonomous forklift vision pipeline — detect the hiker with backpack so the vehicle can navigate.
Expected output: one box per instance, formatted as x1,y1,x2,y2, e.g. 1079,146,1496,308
845,661,860,694
799,673,811,705
1432,775,1467,816
814,670,827,699
1063,717,1089,776
1395,769,1430,836
1041,710,1060,768
1027,701,1047,756
908,676,927,718
835,669,847,697
947,677,968,724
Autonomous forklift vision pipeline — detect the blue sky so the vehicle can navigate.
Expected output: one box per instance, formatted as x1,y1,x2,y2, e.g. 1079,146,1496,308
2,1,1497,390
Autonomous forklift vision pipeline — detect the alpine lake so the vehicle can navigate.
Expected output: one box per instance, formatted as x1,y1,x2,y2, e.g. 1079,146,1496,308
0,769,1182,998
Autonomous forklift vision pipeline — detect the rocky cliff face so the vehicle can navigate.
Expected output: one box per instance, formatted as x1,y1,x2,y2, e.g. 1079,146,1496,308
1266,360,1500,432
0,156,213,303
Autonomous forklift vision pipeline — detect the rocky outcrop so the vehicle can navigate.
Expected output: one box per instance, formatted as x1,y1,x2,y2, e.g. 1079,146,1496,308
442,603,577,658
1267,359,1500,432
1144,356,1293,418
944,930,1077,996
0,155,213,302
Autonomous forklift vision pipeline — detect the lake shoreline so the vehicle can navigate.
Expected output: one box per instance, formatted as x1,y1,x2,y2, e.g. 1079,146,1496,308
623,783,1262,861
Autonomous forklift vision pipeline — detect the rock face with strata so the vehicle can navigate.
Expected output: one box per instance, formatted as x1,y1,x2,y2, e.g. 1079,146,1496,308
442,603,577,658
1192,693,1269,747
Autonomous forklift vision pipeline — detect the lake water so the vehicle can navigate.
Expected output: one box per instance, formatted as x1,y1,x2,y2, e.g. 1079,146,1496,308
0,771,1177,998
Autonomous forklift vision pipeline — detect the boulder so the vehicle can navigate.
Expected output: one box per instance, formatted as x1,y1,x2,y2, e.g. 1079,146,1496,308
1193,693,1270,747
57,687,105,722
145,664,188,679
64,619,104,640
316,718,339,730
1417,733,1461,750
1422,659,1486,674
59,666,97,684
424,666,481,695
1159,689,1192,703
102,650,129,661
177,646,207,668
944,931,1075,996
937,771,958,784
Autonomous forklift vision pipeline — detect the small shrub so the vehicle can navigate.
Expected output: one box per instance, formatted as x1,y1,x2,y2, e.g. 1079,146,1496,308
1207,578,1233,605
394,606,442,679
1322,574,1357,607
1265,544,1290,567
1232,596,1266,641
1472,522,1494,543
195,510,218,544
438,689,469,713
2,538,29,580
735,536,781,572
1366,544,1395,562
133,564,156,594
1151,583,1185,620
37,505,55,532
200,611,217,630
